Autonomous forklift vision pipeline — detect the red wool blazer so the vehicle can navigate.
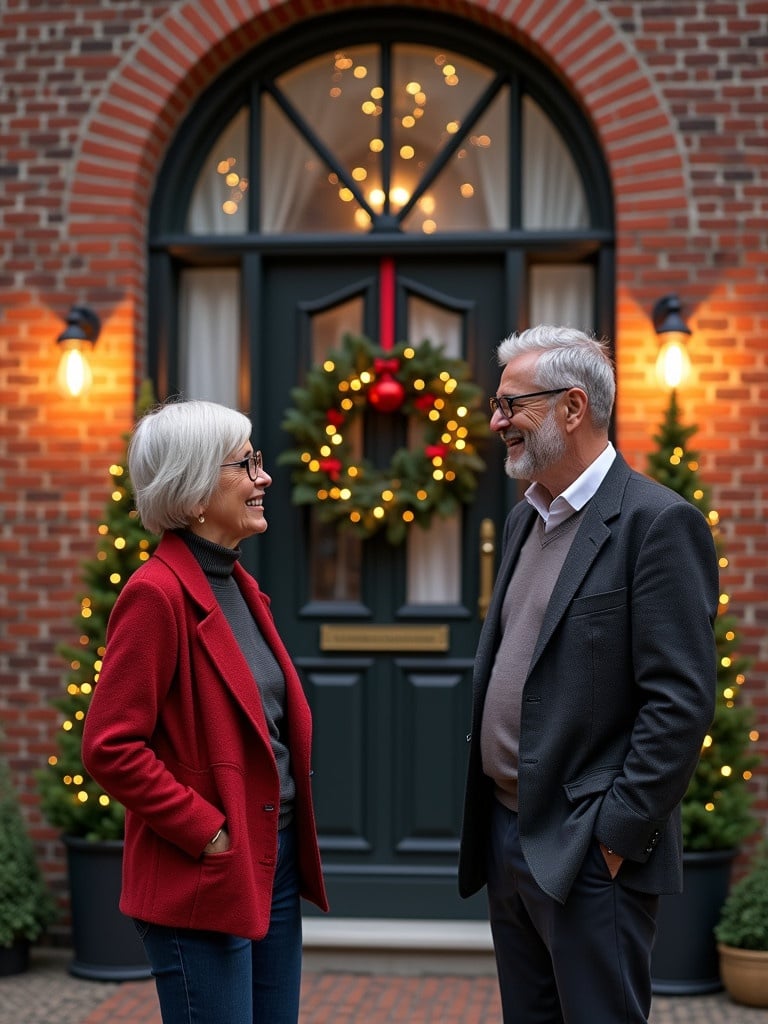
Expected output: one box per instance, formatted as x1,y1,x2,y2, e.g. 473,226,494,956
82,532,328,939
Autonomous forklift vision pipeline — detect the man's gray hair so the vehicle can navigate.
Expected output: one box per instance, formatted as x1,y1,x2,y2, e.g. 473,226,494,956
128,399,252,534
497,325,615,429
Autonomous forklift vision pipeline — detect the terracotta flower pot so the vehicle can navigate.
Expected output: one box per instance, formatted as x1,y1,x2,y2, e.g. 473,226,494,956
717,943,768,1008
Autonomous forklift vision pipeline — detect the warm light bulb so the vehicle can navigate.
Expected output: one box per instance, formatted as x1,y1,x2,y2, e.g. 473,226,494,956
390,186,410,208
655,337,691,390
57,344,93,397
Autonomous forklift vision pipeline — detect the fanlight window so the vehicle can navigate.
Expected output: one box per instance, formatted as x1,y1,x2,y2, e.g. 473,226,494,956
186,45,588,235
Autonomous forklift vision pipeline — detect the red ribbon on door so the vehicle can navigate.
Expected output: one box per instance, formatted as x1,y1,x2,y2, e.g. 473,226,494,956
379,256,395,351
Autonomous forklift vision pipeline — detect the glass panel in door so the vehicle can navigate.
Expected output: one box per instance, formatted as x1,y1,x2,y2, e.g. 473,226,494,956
308,297,365,605
404,294,462,605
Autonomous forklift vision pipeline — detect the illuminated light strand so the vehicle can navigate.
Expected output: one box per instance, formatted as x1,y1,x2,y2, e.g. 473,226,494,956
653,425,759,844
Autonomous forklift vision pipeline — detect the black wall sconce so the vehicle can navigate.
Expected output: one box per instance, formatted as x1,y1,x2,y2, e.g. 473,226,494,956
652,294,692,390
56,305,101,397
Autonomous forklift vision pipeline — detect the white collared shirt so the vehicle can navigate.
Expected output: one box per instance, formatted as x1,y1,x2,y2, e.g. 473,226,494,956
525,442,616,532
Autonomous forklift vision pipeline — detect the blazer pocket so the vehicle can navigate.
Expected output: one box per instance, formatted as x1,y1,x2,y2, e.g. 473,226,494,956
570,587,627,616
564,765,623,803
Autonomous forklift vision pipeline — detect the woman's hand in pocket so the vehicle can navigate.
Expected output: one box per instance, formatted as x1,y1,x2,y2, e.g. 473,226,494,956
203,827,231,855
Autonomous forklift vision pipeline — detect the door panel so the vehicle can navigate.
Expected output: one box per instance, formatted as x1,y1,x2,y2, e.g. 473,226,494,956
254,255,507,918
304,660,372,850
394,661,472,852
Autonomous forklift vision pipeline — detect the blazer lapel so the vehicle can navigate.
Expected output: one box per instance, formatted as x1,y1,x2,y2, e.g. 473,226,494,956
154,534,272,743
196,609,273,742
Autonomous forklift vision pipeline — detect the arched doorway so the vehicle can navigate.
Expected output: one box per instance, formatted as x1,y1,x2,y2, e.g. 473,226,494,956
148,7,613,919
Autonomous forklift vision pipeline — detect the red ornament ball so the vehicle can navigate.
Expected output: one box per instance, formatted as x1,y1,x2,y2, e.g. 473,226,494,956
368,374,406,413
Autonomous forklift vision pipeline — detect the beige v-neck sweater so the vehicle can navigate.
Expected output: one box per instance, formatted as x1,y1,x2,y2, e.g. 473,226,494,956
480,510,584,812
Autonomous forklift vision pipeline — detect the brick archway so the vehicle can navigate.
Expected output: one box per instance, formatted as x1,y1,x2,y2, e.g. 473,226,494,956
62,0,688,362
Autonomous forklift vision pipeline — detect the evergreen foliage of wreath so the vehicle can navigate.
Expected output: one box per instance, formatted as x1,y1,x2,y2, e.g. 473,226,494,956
278,334,490,543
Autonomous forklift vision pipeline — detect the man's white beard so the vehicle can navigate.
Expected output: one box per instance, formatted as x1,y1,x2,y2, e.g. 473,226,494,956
504,408,566,481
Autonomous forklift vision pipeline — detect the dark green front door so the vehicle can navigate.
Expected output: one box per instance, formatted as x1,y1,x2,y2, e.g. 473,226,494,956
254,255,508,919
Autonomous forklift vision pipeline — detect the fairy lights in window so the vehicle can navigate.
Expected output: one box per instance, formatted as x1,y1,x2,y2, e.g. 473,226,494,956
216,156,249,216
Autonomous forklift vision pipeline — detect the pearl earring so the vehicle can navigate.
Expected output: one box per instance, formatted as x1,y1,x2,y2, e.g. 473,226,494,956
198,513,205,524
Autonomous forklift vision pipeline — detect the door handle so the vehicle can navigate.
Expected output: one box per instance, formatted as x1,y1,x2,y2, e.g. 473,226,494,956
478,518,496,621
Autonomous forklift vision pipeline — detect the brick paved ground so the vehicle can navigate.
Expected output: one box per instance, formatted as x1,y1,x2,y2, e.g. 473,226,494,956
2,950,767,1024
81,974,768,1024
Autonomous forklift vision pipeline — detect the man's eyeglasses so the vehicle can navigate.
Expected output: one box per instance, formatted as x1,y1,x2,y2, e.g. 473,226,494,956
489,389,568,419
221,450,263,482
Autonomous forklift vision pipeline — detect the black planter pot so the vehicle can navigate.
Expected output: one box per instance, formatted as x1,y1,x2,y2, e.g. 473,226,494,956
651,847,737,995
64,835,151,981
0,940,30,977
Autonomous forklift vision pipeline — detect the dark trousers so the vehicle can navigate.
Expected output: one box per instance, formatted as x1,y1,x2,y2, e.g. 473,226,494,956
487,801,658,1024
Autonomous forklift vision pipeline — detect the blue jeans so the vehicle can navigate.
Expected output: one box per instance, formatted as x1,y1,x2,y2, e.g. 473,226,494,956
135,826,302,1024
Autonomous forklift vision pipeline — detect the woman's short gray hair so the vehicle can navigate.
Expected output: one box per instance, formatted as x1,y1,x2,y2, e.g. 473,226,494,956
128,399,252,534
497,325,616,430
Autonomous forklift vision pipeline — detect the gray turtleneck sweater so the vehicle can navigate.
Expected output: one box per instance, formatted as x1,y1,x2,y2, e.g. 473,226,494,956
179,530,295,829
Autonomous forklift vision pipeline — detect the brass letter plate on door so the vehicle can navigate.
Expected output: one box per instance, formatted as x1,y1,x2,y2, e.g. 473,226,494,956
320,623,450,652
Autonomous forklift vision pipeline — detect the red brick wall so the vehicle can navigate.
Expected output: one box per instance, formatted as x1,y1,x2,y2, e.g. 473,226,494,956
2,0,766,936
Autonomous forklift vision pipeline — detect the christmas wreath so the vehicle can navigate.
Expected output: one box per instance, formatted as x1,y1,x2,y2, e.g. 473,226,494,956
278,334,490,543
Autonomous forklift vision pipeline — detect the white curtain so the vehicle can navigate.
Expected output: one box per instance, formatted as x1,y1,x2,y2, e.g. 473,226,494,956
310,298,365,363
464,89,509,231
522,96,589,229
261,90,336,233
178,268,240,407
187,108,249,235
529,265,594,330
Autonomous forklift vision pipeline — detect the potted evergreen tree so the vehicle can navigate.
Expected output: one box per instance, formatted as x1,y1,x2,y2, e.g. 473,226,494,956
0,747,56,976
715,839,768,1007
647,392,761,994
37,382,156,980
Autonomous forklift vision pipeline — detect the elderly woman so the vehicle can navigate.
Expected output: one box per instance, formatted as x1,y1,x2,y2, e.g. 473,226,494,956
82,399,327,1024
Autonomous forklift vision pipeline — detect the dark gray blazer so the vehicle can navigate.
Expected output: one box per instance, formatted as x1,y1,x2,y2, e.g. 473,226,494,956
458,452,719,905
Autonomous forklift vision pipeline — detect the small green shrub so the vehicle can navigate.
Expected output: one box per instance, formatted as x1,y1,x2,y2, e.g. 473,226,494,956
715,841,768,950
0,753,57,948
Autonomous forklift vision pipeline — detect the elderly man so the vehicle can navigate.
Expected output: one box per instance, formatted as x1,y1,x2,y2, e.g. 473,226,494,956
459,325,718,1023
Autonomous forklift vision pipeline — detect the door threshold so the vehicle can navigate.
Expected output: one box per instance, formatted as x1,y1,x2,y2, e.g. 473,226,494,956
302,918,496,976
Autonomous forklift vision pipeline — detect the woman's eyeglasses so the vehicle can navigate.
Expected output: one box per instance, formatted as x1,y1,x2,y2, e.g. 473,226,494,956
220,450,263,481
